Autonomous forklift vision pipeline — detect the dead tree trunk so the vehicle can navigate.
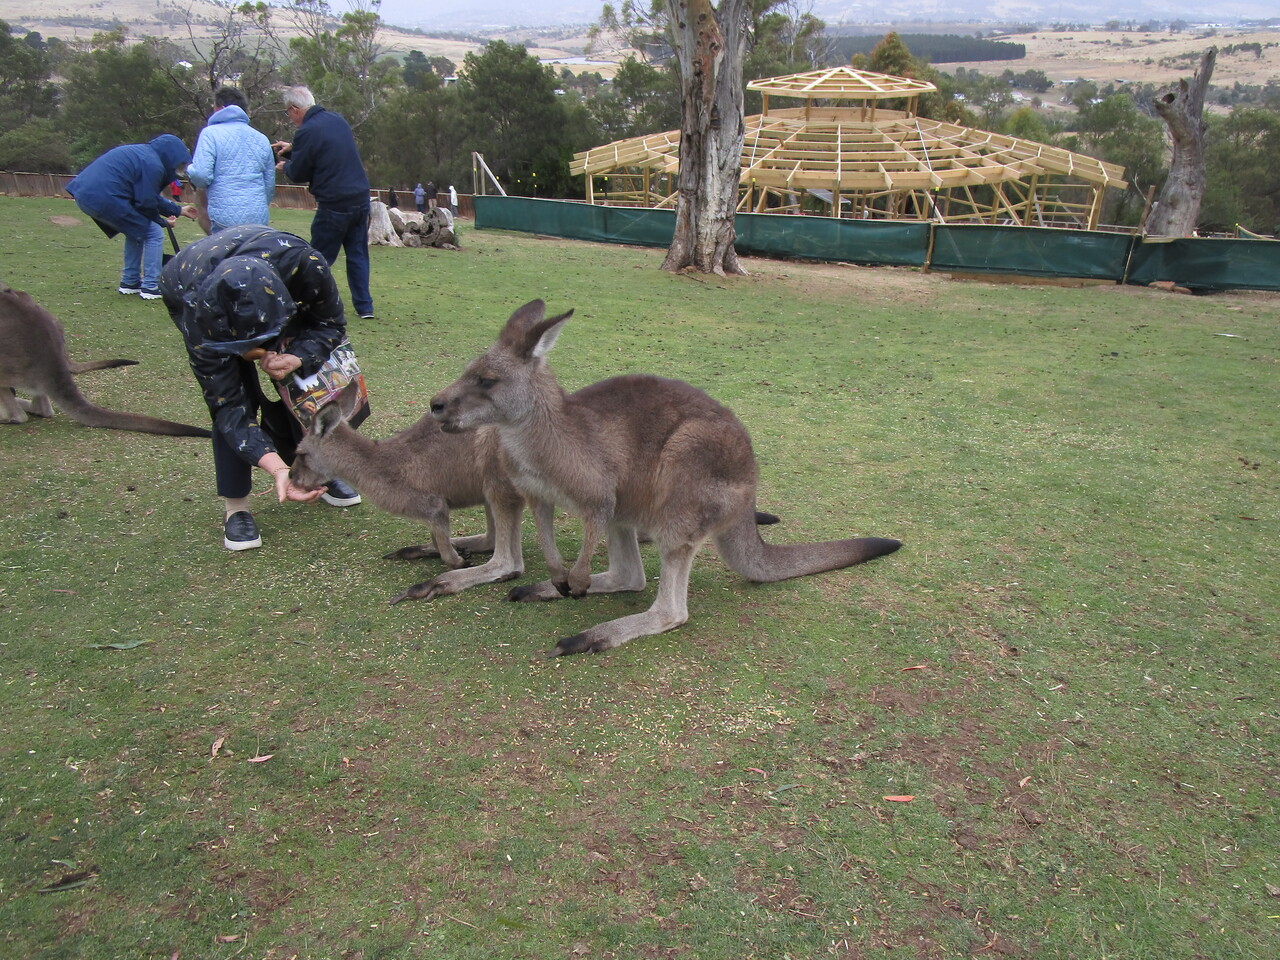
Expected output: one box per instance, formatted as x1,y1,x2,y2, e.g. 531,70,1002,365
368,200,402,247
1147,48,1216,237
661,0,748,277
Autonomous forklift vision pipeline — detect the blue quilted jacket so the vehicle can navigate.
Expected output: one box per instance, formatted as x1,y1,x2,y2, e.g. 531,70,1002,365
187,105,276,228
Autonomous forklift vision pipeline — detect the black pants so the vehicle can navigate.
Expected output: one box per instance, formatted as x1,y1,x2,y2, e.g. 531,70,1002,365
213,359,301,500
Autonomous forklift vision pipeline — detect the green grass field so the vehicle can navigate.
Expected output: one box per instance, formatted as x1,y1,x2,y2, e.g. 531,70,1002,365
1,196,1277,959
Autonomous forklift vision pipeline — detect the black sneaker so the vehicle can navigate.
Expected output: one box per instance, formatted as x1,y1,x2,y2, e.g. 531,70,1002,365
321,478,362,506
118,284,141,295
139,287,163,301
223,511,262,551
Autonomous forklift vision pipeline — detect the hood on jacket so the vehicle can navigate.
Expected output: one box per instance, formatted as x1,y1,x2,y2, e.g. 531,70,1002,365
150,134,193,180
207,104,251,126
187,257,297,355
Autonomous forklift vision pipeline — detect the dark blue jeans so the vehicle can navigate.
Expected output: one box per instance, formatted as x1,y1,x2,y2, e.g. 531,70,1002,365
310,201,373,316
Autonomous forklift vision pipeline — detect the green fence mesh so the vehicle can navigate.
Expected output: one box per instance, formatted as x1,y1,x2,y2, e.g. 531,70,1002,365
930,224,1134,281
736,213,929,266
1126,236,1280,291
473,197,1280,291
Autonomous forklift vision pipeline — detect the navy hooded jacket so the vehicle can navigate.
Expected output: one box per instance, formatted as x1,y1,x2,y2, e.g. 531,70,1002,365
66,134,192,242
281,105,370,207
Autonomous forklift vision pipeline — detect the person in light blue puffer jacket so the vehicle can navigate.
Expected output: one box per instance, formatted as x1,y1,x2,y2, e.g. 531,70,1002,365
188,86,276,233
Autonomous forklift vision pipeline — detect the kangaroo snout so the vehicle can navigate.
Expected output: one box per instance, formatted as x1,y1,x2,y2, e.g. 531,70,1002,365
429,395,453,428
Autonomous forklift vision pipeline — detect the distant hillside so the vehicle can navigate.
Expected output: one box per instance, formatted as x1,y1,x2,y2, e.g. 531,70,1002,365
828,34,1027,64
0,0,605,76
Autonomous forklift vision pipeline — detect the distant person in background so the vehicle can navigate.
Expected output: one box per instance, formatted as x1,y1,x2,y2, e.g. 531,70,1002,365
448,184,458,217
425,181,438,210
170,179,183,201
66,134,200,300
386,186,399,209
413,182,425,213
273,85,374,320
187,85,276,233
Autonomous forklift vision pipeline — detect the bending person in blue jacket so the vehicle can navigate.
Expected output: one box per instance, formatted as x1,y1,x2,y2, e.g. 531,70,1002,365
66,134,200,299
273,86,375,320
187,85,276,233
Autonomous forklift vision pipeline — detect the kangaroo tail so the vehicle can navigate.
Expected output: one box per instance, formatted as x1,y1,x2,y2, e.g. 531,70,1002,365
69,358,139,374
715,511,901,583
51,369,210,438
70,405,212,437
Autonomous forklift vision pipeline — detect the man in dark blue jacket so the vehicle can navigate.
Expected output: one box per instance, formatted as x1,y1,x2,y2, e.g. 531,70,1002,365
66,134,200,299
160,225,364,551
273,86,375,320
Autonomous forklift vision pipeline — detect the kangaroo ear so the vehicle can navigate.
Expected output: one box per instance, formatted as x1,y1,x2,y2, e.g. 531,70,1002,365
530,309,574,360
499,300,545,350
313,400,346,437
335,379,363,419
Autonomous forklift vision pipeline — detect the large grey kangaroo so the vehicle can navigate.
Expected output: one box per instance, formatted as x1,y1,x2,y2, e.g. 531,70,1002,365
289,380,527,604
429,299,902,657
0,282,210,438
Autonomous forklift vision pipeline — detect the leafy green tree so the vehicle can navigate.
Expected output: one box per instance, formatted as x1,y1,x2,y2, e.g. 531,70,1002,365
583,56,680,142
854,31,916,77
1001,68,1052,93
966,73,1015,128
854,33,960,122
0,21,57,128
59,30,189,168
743,4,828,113
1200,107,1280,233
589,0,669,63
0,117,71,172
360,72,465,188
1002,105,1054,143
1062,92,1166,225
284,0,397,128
455,41,571,196
745,5,826,75
160,1,287,131
400,49,454,90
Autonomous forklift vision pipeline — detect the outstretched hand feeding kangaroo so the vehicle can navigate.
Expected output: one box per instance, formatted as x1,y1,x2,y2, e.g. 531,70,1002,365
430,299,902,657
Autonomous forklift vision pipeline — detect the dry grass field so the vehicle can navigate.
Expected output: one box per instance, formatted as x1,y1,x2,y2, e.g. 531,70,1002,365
946,27,1280,89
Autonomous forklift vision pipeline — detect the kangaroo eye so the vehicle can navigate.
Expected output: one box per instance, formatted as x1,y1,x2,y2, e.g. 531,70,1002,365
476,376,498,390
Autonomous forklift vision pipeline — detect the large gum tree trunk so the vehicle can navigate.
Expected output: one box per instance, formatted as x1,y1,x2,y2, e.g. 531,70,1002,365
1147,48,1216,237
662,0,748,276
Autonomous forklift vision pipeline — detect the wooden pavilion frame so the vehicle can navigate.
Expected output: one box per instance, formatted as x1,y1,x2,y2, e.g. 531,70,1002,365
569,67,1128,229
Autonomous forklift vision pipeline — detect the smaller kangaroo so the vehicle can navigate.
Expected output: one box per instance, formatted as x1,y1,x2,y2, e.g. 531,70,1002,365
0,282,211,437
430,299,902,657
290,380,527,604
